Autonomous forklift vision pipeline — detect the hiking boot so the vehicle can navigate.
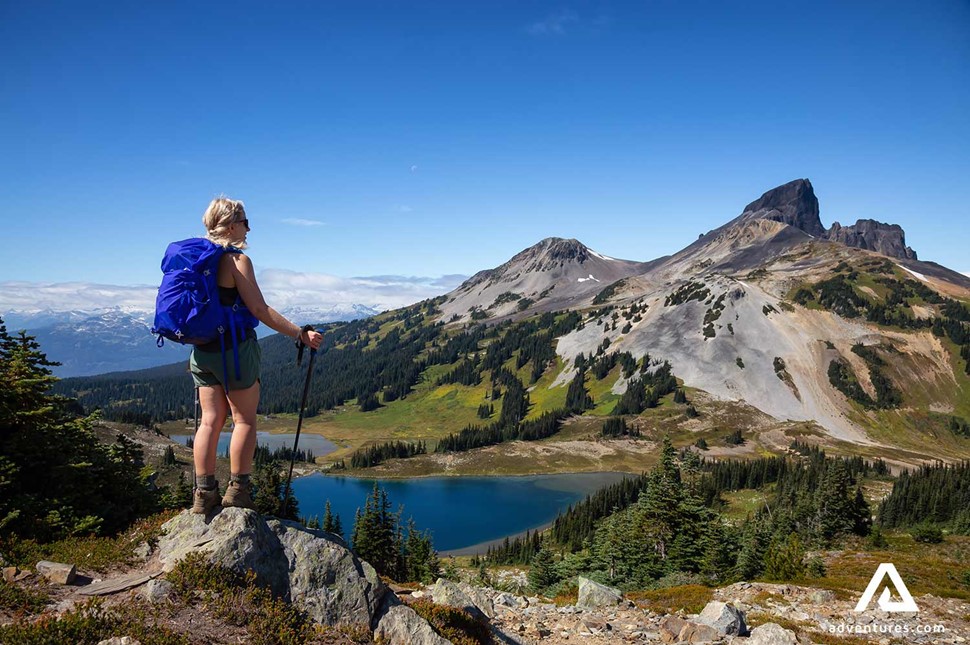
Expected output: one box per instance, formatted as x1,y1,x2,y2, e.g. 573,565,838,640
222,480,255,510
191,486,221,514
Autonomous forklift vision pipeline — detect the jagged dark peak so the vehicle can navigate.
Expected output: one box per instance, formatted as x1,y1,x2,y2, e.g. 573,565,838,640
740,178,825,238
826,219,917,260
510,237,591,269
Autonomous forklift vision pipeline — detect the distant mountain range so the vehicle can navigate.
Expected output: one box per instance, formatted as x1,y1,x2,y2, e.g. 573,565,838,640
2,304,381,377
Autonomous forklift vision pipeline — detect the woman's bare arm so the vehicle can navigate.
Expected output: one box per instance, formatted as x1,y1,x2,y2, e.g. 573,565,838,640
227,253,322,348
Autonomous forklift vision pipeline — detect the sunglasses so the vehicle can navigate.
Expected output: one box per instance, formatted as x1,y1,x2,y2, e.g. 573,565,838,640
235,218,250,230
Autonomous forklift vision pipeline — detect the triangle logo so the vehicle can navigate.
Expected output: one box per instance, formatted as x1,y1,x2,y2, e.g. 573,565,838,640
854,563,919,613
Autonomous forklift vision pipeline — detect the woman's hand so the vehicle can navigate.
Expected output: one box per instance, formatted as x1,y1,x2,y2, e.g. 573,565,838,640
300,328,323,350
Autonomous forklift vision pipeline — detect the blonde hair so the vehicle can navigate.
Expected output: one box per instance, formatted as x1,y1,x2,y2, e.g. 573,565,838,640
202,197,248,249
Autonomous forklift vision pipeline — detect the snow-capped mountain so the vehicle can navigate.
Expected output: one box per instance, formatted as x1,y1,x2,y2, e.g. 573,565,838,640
2,303,382,378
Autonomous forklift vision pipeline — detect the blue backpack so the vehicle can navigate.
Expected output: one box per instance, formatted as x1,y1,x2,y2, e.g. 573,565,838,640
151,238,259,387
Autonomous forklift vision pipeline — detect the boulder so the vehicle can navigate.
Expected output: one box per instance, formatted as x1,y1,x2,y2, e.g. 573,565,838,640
36,560,76,585
96,639,141,645
374,598,453,645
140,578,174,604
747,622,799,645
576,576,623,609
659,615,688,643
457,581,496,618
431,578,489,621
696,600,747,636
157,508,385,628
268,516,383,627
679,620,721,643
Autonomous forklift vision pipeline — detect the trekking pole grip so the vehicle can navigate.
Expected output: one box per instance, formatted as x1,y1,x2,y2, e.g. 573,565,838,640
295,324,317,367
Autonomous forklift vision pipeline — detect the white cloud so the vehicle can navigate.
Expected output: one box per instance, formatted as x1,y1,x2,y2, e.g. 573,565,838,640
259,270,466,311
528,9,579,35
0,281,158,313
281,218,325,227
963,271,970,278
0,272,468,317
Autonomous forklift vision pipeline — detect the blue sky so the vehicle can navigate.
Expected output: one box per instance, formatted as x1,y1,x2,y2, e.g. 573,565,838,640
1,0,968,312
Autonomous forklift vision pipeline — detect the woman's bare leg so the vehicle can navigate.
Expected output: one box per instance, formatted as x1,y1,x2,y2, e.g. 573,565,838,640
227,381,260,476
195,385,229,477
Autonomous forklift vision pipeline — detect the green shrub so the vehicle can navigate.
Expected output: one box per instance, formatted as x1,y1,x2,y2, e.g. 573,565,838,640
910,524,944,544
0,597,190,645
164,552,317,644
0,578,51,613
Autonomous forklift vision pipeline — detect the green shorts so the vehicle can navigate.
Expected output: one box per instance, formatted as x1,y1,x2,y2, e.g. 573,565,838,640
189,337,261,390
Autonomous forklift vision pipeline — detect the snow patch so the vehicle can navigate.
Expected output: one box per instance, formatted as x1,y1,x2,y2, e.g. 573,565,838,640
897,264,927,282
589,249,618,262
577,274,601,283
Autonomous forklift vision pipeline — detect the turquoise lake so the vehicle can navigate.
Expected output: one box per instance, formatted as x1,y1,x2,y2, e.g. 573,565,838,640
169,431,337,457
290,471,630,554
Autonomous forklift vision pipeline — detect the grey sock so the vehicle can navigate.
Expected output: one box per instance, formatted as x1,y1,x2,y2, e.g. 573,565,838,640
231,473,251,487
196,474,217,490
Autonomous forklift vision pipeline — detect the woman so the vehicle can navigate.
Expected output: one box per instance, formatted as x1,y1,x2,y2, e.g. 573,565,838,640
189,197,323,514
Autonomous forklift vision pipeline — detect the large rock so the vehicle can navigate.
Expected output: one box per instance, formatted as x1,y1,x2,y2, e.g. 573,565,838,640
431,578,489,621
36,560,76,585
679,620,721,643
269,517,383,626
747,622,798,645
659,615,688,643
374,597,453,645
576,576,623,609
696,600,747,636
157,508,385,628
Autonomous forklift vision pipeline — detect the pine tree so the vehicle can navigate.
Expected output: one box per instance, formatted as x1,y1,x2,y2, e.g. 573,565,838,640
851,486,872,536
763,532,806,581
636,436,683,562
735,518,770,580
815,461,855,541
322,500,344,538
0,322,154,540
565,369,593,413
528,543,558,592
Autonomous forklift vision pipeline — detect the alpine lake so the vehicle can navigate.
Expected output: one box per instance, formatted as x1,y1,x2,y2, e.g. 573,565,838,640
169,430,629,554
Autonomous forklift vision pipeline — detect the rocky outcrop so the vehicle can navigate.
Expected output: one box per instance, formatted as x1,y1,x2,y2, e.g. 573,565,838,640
157,509,384,628
825,219,917,259
739,178,825,238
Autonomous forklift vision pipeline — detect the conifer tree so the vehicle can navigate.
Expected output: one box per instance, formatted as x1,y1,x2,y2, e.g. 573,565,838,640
565,369,593,413
528,543,558,592
0,322,154,540
636,436,682,562
763,532,806,581
815,461,856,541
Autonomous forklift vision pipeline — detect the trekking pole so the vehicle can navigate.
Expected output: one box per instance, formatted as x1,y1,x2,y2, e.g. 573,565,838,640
281,326,318,518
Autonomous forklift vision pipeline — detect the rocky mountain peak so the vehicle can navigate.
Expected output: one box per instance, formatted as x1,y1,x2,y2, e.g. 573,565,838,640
511,237,592,271
739,178,825,238
825,219,917,260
